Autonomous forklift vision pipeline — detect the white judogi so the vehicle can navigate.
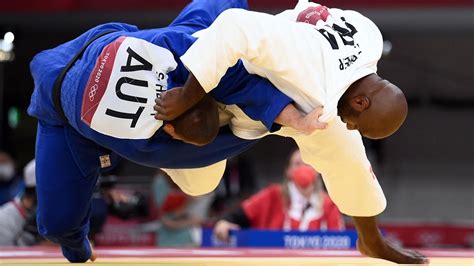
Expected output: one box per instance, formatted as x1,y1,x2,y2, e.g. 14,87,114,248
165,1,386,217
181,0,382,123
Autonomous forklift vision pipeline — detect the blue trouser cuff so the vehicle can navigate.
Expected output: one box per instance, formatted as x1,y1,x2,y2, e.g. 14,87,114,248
61,238,91,263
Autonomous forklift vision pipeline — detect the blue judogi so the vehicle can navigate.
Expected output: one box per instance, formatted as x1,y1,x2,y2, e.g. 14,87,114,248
28,0,292,262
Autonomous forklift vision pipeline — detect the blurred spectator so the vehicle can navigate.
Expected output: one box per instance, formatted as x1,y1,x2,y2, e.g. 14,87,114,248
214,150,344,241
0,150,23,205
151,172,213,247
89,175,149,240
89,176,118,240
222,156,257,198
211,156,256,214
0,159,41,246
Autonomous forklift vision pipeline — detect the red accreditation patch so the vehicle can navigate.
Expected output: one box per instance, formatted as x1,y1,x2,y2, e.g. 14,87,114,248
81,36,125,126
296,5,329,26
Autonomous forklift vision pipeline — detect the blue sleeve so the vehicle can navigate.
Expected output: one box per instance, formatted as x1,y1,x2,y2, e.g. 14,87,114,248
210,62,293,132
149,30,197,85
168,0,249,32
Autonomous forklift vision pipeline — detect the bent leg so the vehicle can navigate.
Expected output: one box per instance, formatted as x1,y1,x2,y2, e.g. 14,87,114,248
35,121,102,262
162,160,227,196
169,0,249,33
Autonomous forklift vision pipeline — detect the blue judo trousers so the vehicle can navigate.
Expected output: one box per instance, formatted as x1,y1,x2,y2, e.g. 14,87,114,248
27,0,292,262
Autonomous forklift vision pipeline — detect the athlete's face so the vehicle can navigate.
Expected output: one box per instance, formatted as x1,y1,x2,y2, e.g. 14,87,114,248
338,75,408,139
338,94,408,140
338,103,376,138
338,102,360,130
338,104,389,139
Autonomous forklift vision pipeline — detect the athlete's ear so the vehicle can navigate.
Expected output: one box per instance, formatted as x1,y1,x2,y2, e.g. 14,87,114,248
350,96,370,112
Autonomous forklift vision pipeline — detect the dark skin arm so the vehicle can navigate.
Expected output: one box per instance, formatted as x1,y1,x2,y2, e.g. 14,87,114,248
352,216,429,264
155,73,205,121
155,73,328,134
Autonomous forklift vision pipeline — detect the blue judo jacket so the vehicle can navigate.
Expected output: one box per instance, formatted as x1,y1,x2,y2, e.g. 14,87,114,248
28,22,293,168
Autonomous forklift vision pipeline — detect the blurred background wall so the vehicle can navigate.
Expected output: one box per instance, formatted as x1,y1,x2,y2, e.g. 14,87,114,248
0,0,472,223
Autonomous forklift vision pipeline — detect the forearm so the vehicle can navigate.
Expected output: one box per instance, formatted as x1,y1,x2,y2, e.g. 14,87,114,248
352,216,384,244
352,216,429,264
274,104,304,129
211,63,294,132
352,215,387,260
275,104,328,134
155,72,208,121
181,73,207,110
224,207,251,228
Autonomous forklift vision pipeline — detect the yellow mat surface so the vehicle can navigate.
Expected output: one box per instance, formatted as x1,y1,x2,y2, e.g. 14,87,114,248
1,257,473,266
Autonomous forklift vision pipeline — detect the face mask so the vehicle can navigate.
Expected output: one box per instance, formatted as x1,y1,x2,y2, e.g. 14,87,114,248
0,164,14,182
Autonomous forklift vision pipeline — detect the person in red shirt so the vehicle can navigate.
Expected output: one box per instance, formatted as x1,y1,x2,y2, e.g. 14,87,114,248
214,150,344,241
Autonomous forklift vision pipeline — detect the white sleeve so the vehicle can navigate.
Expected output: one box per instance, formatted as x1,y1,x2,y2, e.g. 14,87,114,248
180,9,315,93
293,118,386,217
161,160,227,196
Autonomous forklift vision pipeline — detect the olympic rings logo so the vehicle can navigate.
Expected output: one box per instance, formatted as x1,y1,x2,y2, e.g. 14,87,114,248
89,84,99,101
